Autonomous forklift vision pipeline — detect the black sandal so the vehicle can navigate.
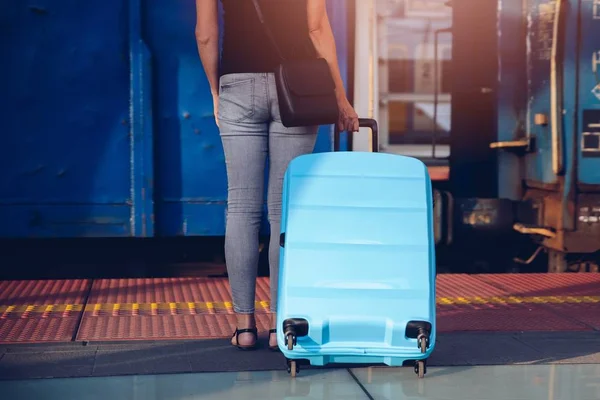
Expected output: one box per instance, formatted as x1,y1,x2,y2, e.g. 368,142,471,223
268,329,280,352
231,327,258,350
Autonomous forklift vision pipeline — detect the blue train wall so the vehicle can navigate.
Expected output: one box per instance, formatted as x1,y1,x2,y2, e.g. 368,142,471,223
0,0,350,238
577,0,600,185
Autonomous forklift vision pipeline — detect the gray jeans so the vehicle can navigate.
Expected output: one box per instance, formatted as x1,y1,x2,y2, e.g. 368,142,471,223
218,73,318,314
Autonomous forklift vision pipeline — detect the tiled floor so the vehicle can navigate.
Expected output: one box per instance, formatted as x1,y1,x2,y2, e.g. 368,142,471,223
2,364,600,400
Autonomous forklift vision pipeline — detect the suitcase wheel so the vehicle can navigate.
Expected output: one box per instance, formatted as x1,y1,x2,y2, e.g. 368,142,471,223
286,334,296,350
414,360,427,379
286,359,299,378
283,318,308,351
417,333,429,353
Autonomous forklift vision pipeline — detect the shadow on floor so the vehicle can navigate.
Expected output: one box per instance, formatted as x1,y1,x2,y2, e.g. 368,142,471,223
1,331,599,382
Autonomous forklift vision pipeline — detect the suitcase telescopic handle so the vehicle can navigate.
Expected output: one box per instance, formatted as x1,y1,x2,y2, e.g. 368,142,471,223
358,118,379,153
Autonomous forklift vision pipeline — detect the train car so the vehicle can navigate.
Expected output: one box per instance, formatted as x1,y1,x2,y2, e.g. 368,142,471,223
492,0,600,271
0,0,351,239
2,0,597,273
351,0,599,272
431,0,600,272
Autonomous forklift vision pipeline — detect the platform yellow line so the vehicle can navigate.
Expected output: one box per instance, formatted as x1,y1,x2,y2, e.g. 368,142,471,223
0,295,598,317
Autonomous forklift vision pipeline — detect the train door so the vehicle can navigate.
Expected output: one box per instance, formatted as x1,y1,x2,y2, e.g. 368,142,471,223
447,0,499,198
521,0,578,187
573,0,600,266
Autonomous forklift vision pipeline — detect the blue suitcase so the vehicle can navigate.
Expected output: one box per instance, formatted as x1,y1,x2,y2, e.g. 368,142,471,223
276,119,436,379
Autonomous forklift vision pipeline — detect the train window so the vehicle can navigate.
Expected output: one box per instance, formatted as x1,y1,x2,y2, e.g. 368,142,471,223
377,0,452,167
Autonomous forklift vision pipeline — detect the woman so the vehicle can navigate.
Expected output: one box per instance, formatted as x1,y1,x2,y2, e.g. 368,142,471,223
195,0,359,350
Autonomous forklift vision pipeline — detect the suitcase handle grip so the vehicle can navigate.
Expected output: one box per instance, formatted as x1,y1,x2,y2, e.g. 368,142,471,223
358,118,379,153
333,118,379,152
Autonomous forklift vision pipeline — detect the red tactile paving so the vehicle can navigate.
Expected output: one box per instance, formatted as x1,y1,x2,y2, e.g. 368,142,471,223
88,278,228,304
538,303,600,330
77,277,273,341
0,279,90,305
437,274,599,333
477,273,600,297
77,314,272,341
87,277,271,304
0,279,90,343
437,303,594,332
435,274,509,298
0,317,80,343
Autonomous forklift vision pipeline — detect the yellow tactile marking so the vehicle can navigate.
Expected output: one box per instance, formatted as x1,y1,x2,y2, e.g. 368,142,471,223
0,304,84,315
434,295,600,305
0,296,598,317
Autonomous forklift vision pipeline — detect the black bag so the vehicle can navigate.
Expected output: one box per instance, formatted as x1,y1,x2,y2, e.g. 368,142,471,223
252,0,340,128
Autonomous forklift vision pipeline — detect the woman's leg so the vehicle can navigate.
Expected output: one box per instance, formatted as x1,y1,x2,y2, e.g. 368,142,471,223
218,73,269,347
266,74,318,346
221,134,266,346
267,130,317,311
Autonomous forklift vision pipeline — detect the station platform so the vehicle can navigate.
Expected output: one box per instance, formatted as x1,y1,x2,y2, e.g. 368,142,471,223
0,273,599,385
2,273,599,344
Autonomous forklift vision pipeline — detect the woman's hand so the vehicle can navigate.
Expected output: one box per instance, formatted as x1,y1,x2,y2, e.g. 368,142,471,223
337,97,359,132
306,0,359,132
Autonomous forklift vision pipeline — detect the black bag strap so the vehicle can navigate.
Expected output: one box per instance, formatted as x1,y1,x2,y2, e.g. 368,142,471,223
252,0,287,61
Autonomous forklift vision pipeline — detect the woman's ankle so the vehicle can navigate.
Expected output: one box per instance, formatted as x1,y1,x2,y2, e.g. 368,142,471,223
232,313,257,347
236,313,256,329
270,312,277,331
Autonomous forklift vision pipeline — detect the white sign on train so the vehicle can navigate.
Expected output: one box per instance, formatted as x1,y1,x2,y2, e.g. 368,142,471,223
593,84,600,101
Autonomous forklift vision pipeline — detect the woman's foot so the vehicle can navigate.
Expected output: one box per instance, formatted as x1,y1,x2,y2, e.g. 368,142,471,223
231,327,258,350
268,312,279,351
231,313,257,350
268,329,279,351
